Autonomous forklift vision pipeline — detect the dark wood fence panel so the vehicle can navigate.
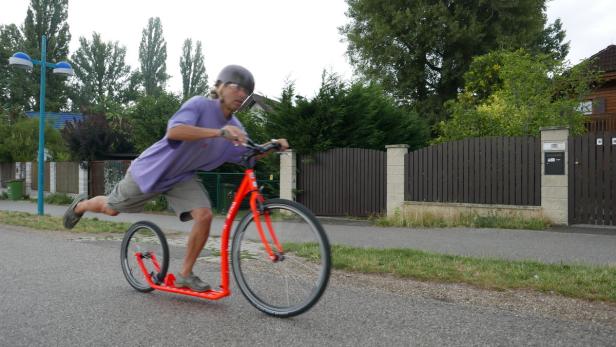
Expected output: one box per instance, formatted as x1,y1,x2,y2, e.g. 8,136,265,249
89,160,131,198
31,162,51,191
405,136,540,206
297,148,386,217
1,162,15,188
56,162,80,194
569,132,616,225
88,161,105,197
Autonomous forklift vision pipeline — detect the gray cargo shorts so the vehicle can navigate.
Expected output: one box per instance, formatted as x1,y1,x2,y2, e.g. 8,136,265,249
107,171,211,222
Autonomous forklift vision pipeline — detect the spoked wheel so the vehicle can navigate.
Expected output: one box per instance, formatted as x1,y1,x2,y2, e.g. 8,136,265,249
121,221,169,293
231,198,331,317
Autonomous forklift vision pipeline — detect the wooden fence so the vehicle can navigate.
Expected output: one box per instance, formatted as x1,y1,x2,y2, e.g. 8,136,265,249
296,148,386,216
405,136,541,206
31,162,51,191
584,114,616,132
56,162,80,194
0,162,15,188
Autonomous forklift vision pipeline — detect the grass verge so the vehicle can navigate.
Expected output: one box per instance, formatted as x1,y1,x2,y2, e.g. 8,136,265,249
374,210,551,230
285,243,616,303
43,193,74,205
0,210,131,233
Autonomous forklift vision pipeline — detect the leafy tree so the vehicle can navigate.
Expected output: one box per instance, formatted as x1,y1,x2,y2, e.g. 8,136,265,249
537,18,569,62
340,0,569,128
117,71,145,105
0,24,29,116
265,73,429,154
129,92,180,152
61,112,136,161
180,39,208,101
436,50,598,142
236,109,269,144
233,109,279,179
70,32,130,109
0,116,68,162
60,114,112,161
21,0,72,111
139,17,169,96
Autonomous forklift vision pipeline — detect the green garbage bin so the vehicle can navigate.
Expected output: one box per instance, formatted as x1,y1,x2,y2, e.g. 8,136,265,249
219,183,236,213
7,179,24,200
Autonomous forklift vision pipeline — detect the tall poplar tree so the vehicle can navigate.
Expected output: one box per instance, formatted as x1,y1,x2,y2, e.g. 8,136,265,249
180,39,208,101
22,0,72,111
139,17,169,96
0,24,28,116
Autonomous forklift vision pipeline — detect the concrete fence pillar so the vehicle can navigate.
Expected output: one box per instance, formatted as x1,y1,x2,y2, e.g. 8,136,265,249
386,144,409,216
50,162,57,194
78,162,89,196
279,150,296,201
25,162,32,197
15,162,22,179
540,126,569,225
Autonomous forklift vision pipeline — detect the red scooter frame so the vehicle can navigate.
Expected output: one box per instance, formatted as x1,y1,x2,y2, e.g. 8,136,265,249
133,168,284,300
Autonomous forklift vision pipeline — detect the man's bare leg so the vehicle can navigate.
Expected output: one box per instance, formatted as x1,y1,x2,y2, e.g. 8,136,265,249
74,196,119,216
180,207,213,277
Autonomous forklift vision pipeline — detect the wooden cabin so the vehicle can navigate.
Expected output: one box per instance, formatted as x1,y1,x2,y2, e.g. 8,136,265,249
583,45,616,131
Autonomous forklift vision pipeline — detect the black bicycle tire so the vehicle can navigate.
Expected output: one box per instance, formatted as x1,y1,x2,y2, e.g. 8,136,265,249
120,221,169,293
231,198,331,317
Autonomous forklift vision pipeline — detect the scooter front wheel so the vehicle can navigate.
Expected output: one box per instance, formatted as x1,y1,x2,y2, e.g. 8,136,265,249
231,199,331,317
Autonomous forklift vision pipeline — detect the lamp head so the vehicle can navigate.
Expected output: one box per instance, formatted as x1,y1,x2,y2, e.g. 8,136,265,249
8,52,33,71
53,61,74,76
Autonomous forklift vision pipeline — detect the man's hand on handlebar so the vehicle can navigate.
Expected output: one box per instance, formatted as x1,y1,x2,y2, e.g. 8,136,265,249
254,139,289,160
239,137,290,167
219,125,247,145
270,138,289,151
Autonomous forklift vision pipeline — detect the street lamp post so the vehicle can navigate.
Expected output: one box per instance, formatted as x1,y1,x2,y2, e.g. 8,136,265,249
8,35,74,216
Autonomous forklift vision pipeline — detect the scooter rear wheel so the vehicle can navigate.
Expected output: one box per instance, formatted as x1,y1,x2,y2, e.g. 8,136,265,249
120,221,169,293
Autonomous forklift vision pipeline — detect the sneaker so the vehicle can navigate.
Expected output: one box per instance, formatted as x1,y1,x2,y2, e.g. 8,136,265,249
63,194,87,229
175,272,211,292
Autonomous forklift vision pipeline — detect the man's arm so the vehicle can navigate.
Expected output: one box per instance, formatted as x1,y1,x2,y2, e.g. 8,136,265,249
167,124,245,142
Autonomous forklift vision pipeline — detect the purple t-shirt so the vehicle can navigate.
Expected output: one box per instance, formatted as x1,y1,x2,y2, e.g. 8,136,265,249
129,96,249,193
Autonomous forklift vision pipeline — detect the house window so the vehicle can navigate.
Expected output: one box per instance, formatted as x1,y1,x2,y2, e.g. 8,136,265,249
577,100,593,115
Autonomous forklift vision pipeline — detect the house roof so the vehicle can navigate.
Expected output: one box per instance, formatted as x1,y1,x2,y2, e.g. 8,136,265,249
589,45,616,72
238,93,278,113
25,112,84,129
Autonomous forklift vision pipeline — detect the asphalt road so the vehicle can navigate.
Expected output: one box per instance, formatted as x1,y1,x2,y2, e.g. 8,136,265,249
1,224,615,346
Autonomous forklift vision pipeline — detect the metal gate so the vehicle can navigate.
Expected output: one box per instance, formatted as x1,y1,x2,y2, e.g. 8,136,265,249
568,132,616,225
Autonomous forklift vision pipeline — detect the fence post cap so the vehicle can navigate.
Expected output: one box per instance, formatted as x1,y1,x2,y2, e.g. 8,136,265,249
385,144,410,149
540,126,569,131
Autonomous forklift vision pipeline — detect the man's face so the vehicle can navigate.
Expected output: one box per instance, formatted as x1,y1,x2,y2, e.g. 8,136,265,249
220,83,250,111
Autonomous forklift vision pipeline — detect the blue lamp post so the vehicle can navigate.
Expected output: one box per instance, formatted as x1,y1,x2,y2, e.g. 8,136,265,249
8,35,74,216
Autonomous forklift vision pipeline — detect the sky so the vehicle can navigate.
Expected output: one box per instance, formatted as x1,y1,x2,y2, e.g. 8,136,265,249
1,0,615,100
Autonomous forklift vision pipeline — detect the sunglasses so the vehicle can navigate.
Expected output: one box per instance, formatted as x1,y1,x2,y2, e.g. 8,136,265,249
226,83,251,95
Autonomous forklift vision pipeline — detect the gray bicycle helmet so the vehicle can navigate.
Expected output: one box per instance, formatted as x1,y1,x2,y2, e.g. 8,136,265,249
216,65,255,95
